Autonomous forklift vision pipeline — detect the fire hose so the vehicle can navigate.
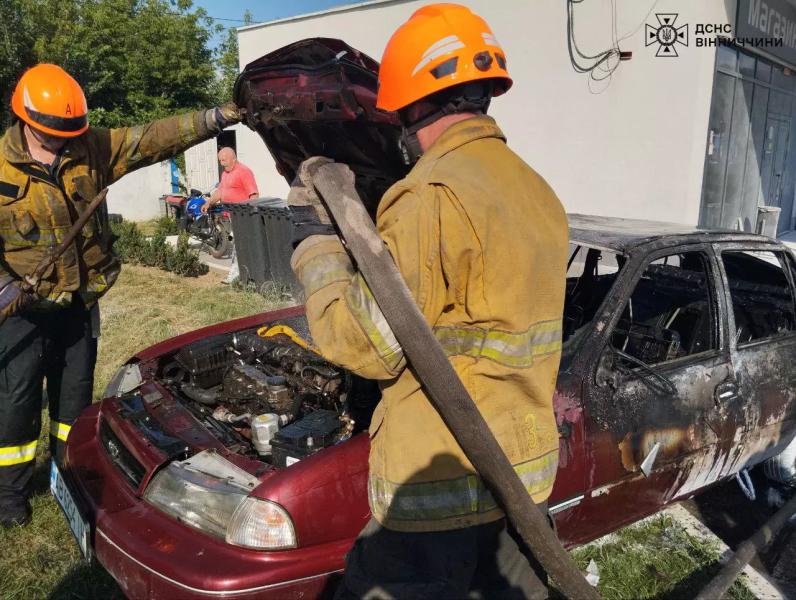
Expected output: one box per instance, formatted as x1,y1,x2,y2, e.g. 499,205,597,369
310,163,599,599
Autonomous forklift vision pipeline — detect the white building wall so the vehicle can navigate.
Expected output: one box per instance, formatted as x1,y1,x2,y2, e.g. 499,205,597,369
235,0,738,223
105,161,172,221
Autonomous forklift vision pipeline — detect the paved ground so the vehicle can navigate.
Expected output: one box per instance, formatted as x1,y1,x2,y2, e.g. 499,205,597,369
199,247,234,274
683,474,796,598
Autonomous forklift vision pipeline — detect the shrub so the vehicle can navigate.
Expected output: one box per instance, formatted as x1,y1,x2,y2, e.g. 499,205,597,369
167,232,207,276
154,215,179,236
111,220,207,277
111,220,145,263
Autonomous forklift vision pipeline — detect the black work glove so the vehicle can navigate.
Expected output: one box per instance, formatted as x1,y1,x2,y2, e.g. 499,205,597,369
205,101,242,132
0,276,35,320
288,156,338,247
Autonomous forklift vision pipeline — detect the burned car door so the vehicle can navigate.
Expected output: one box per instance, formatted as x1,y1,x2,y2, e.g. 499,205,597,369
713,244,796,472
552,244,624,542
577,245,734,542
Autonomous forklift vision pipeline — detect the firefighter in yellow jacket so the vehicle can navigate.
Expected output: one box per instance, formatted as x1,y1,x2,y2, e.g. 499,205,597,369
0,64,239,528
289,5,568,598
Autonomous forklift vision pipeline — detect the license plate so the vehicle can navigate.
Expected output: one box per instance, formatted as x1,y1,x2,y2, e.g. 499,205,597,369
50,460,92,561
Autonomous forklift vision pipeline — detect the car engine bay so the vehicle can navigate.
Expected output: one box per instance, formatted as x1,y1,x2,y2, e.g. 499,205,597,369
155,321,380,469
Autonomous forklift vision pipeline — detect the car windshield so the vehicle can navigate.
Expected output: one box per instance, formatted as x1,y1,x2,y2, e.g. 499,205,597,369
561,243,625,362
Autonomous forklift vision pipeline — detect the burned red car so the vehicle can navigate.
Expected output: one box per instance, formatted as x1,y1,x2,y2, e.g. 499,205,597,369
56,40,796,599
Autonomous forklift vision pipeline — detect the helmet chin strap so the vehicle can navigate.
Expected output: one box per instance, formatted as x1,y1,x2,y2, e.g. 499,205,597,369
398,81,494,165
399,131,422,165
399,113,435,165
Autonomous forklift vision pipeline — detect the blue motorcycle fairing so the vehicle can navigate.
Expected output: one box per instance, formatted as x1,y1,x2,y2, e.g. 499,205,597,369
185,197,224,218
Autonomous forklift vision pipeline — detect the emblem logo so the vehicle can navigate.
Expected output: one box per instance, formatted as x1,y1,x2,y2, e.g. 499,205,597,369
646,14,688,57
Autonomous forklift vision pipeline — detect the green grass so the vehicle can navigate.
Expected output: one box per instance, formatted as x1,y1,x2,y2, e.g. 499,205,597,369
570,514,755,599
0,430,124,600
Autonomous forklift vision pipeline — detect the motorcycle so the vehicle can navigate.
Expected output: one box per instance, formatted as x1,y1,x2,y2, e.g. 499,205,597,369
163,189,231,259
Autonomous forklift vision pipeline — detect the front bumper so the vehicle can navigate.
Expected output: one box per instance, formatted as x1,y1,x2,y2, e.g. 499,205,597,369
65,404,348,600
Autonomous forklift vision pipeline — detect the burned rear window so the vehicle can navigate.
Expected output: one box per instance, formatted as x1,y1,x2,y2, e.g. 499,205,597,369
722,251,796,344
612,252,717,365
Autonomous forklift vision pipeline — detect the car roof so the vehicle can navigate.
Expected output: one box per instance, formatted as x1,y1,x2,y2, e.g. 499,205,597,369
568,213,775,252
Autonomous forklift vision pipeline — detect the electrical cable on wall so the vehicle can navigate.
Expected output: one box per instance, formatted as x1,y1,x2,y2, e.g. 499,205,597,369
567,0,659,92
587,0,622,92
567,0,621,81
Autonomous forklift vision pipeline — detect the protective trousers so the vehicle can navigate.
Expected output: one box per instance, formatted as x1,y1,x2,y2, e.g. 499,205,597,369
0,299,96,516
335,511,552,600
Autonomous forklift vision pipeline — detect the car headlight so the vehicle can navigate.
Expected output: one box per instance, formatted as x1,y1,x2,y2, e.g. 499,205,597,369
227,497,296,549
103,362,143,398
143,453,296,550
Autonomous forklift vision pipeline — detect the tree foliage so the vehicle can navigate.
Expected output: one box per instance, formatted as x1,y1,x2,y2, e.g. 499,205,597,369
0,0,241,130
209,10,252,107
0,0,37,130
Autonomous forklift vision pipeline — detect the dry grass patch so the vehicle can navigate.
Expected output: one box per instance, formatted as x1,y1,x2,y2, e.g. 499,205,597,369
94,264,292,398
0,436,123,600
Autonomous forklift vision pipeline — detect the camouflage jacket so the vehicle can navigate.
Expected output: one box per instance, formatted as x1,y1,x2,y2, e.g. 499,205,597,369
0,110,218,321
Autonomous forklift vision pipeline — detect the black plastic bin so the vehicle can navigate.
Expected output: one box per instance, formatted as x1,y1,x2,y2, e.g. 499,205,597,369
258,205,300,294
224,201,257,285
224,198,281,286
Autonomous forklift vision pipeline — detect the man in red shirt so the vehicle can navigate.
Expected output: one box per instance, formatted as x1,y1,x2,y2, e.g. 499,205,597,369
205,147,259,206
203,147,259,282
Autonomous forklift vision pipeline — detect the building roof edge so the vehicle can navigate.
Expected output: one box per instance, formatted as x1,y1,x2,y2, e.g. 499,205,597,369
237,0,409,34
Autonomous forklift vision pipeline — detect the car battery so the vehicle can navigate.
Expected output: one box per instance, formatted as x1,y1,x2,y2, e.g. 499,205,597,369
271,410,342,467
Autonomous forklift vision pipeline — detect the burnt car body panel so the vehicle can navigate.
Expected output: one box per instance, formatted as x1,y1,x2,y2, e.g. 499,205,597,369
63,38,796,597
558,219,796,544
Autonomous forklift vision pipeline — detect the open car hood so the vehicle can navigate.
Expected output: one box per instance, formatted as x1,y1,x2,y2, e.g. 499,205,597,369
234,38,410,213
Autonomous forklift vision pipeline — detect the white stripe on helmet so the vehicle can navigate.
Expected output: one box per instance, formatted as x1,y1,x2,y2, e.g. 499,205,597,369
482,32,501,47
412,39,465,76
22,86,39,112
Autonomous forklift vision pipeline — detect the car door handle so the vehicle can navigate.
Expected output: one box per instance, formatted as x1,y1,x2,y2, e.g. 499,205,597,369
714,381,739,404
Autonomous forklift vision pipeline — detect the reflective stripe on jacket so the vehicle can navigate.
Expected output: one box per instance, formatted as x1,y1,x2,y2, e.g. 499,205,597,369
0,112,217,321
291,116,568,532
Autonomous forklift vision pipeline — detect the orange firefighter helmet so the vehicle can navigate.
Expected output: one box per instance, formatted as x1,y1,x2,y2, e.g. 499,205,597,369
376,3,512,112
11,64,89,138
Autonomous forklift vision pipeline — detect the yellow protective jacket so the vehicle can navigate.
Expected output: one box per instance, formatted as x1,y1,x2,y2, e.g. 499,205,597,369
0,111,218,321
291,116,568,532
